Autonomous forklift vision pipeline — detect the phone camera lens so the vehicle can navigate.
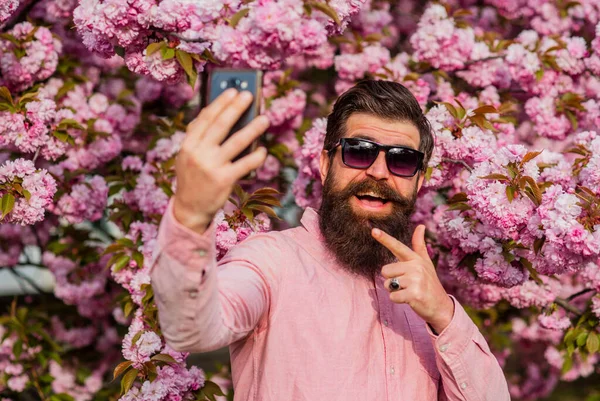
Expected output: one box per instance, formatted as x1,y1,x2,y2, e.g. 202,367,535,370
226,78,242,89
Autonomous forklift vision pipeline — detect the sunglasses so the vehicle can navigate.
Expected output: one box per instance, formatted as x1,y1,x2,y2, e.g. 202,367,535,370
328,138,425,178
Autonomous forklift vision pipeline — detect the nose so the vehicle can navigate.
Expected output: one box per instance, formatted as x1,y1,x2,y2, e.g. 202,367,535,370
365,150,389,180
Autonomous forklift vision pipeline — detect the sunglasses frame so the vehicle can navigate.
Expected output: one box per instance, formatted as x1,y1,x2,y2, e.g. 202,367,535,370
328,137,425,178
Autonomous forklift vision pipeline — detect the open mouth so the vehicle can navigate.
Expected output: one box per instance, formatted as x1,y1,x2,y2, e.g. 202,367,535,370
354,193,390,210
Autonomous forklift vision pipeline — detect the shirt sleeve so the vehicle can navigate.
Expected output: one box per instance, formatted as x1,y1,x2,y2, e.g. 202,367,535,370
149,198,275,353
427,296,511,401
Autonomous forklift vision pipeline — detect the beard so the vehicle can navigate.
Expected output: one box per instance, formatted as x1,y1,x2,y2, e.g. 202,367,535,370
318,171,418,280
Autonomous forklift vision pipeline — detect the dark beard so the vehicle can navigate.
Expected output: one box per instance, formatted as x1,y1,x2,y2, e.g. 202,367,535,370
318,172,418,280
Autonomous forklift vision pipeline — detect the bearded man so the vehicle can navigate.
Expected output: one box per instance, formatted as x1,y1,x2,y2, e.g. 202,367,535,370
150,80,510,400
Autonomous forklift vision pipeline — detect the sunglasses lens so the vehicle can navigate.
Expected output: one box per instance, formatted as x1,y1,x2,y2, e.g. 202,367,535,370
387,147,421,177
343,139,378,168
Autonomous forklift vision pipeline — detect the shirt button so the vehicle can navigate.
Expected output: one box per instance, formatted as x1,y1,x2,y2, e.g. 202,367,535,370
196,249,207,257
460,382,467,389
188,290,198,299
390,367,395,375
439,344,449,353
384,320,389,326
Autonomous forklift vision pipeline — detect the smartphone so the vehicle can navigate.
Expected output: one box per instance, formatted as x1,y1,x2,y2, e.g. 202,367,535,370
201,68,263,161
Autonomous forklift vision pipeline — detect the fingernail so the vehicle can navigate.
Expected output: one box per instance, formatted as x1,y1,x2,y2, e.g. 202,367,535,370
372,228,381,237
240,91,253,101
225,88,237,97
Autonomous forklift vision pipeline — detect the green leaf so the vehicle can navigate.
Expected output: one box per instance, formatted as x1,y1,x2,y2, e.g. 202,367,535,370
13,339,23,359
123,301,135,318
161,47,175,60
576,331,589,347
505,186,515,202
521,150,543,164
57,118,85,131
131,331,142,345
199,380,226,401
176,50,194,78
229,8,249,27
479,174,510,181
146,42,164,56
52,130,75,144
113,360,133,380
132,251,144,268
247,204,280,219
472,105,498,114
1,193,15,218
446,192,468,204
446,202,471,212
0,86,14,105
113,254,131,272
120,368,139,395
587,332,599,354
117,237,135,247
562,353,573,374
150,353,177,364
22,189,31,201
565,110,578,130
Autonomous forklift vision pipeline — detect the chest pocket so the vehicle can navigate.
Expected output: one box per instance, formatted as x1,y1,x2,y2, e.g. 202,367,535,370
403,308,441,381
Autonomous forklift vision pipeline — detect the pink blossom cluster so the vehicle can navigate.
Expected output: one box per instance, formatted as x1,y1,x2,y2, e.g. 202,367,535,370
292,117,327,209
262,71,307,132
215,210,272,260
42,251,110,318
0,22,62,92
50,175,108,224
74,0,365,82
0,0,19,25
0,324,42,393
0,159,57,225
409,4,475,71
49,360,106,401
120,310,206,400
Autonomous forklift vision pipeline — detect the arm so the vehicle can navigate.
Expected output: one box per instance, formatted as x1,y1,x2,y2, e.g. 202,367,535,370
428,297,511,401
149,198,273,353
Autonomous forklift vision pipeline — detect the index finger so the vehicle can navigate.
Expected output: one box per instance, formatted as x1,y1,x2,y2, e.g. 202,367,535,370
186,88,238,145
371,228,417,261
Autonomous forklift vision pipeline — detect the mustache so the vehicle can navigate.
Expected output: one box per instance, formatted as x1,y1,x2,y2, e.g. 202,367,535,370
337,179,410,206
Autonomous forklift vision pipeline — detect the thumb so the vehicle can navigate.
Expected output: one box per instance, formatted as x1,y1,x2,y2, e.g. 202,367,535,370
412,225,429,260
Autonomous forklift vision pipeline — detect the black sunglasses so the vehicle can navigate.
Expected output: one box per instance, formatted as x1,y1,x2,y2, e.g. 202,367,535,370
328,138,425,178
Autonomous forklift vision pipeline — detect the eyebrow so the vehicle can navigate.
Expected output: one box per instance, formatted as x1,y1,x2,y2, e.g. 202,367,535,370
349,133,417,149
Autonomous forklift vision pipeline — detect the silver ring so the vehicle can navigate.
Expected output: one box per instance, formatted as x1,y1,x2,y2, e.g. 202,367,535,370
389,277,401,292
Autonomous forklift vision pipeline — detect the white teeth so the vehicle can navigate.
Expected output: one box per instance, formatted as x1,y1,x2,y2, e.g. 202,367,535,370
357,192,386,199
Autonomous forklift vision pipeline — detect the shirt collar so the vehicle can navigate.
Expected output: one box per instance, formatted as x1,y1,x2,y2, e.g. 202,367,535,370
300,207,322,240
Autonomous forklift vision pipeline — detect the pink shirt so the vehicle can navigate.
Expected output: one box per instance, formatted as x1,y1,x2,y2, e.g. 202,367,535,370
150,199,510,401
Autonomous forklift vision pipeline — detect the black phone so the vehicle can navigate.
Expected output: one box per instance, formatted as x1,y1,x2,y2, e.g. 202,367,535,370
201,68,263,161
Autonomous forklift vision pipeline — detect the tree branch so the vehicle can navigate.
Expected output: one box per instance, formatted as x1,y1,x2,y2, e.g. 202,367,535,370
567,288,594,301
441,157,473,173
555,297,583,317
8,266,48,294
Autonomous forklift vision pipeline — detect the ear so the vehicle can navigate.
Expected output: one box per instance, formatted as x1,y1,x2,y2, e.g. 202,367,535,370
416,169,425,193
319,149,330,185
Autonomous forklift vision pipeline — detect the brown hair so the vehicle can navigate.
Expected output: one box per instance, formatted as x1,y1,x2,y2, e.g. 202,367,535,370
324,80,434,169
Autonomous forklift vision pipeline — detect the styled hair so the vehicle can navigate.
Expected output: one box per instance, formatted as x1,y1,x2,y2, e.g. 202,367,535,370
324,80,434,169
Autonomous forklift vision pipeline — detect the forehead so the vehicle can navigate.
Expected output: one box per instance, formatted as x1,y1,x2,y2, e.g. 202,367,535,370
344,113,420,149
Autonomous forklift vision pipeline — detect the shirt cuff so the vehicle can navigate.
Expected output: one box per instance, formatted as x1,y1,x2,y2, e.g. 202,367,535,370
150,198,216,271
426,295,477,363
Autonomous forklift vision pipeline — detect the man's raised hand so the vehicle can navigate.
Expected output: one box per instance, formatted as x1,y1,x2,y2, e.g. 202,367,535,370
371,225,455,334
173,89,270,234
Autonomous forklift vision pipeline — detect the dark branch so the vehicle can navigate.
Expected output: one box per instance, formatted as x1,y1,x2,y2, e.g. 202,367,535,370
441,157,473,173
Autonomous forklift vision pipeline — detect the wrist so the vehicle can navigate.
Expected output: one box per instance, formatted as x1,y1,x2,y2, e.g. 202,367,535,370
428,296,455,334
172,199,213,235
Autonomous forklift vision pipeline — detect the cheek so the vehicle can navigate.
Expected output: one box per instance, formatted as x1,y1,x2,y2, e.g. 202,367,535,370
392,177,419,197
